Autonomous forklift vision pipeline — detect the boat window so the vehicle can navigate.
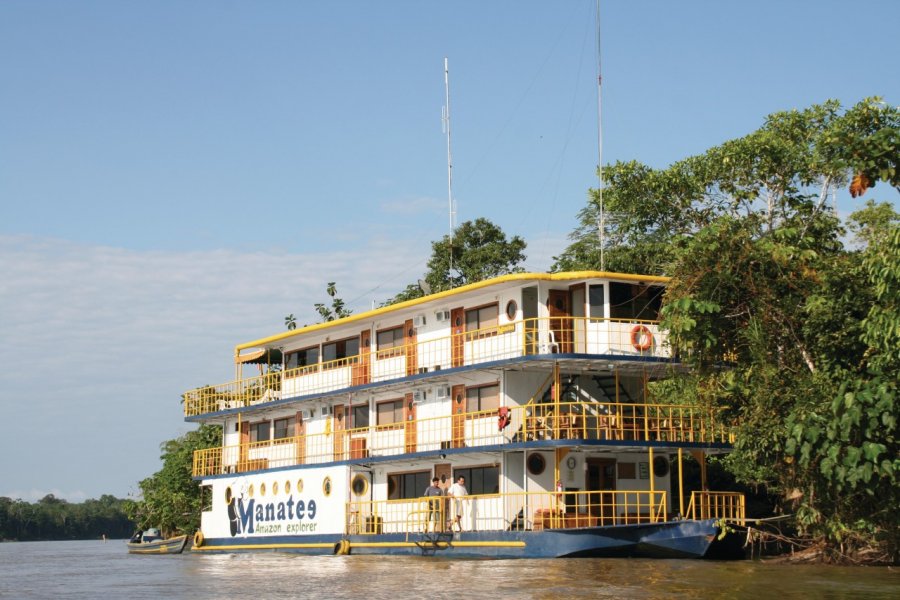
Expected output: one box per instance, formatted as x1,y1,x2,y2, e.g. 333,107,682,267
322,336,360,364
387,470,431,500
249,421,271,443
285,345,320,370
589,284,605,319
609,283,664,321
376,398,404,426
465,303,499,336
352,403,370,428
453,465,500,495
351,474,369,497
466,384,500,413
376,326,404,353
505,300,517,320
273,416,295,441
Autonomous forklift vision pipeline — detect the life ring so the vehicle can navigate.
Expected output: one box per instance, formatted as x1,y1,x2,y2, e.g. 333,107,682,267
193,530,204,547
497,406,511,431
630,325,653,351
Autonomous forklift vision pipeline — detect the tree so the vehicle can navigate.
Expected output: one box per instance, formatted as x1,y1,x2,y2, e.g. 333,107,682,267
314,281,352,322
557,97,899,562
385,217,527,305
125,424,221,536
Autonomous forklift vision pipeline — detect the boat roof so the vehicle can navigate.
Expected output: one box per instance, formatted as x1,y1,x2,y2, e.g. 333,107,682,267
234,270,669,357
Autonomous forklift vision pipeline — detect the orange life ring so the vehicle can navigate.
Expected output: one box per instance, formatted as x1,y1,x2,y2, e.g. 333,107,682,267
497,406,511,431
630,325,653,351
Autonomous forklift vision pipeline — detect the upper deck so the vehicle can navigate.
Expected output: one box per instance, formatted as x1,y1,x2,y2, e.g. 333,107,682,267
183,272,672,419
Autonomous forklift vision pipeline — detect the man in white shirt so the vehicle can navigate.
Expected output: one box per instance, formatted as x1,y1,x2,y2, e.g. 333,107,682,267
447,475,468,532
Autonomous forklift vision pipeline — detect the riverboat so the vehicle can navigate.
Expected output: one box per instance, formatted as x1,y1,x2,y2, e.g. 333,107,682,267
185,271,745,558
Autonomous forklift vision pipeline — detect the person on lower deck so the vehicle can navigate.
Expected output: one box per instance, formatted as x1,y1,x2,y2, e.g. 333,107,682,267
447,475,468,532
423,476,444,532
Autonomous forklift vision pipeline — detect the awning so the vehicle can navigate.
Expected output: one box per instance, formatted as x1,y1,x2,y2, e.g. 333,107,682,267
235,348,283,365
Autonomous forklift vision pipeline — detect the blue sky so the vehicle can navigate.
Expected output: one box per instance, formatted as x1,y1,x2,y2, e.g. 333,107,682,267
1,0,898,503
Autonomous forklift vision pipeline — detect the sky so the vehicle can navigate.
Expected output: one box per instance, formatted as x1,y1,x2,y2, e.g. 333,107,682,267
1,0,898,503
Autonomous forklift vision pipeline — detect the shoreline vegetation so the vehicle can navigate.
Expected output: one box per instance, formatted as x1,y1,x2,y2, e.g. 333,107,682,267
0,495,133,542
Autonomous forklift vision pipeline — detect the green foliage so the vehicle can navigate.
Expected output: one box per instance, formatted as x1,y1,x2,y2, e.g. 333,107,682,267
125,424,221,536
0,494,133,541
562,97,899,559
384,217,526,305
314,281,352,322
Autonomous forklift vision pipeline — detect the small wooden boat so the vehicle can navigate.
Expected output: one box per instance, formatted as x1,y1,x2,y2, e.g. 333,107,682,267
127,529,189,555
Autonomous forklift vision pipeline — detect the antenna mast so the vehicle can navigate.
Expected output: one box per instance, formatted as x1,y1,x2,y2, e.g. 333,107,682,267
442,57,455,287
595,0,605,271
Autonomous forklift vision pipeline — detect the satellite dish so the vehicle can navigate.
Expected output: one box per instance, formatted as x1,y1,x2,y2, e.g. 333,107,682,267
418,279,432,295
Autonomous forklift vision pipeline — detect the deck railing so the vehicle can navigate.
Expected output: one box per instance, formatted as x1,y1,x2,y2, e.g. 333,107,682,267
686,491,746,524
191,400,735,478
183,316,669,417
345,490,670,536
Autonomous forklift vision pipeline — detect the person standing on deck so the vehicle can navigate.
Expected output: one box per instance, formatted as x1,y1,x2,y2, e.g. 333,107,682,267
423,477,444,532
448,475,468,532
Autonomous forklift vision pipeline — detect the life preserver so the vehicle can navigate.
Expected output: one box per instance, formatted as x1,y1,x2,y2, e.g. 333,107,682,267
630,325,653,351
193,530,204,547
497,406,511,431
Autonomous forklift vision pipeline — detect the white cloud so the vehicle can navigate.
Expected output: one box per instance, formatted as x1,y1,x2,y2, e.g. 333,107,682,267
0,234,430,500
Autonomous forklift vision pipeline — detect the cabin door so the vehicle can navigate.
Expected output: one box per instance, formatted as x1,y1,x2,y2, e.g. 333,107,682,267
586,458,617,525
352,329,370,386
404,319,417,376
522,286,539,354
404,393,417,453
548,289,572,353
333,404,346,461
451,384,467,448
450,307,465,367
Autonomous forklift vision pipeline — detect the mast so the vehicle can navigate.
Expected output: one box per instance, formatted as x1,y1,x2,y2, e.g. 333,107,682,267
443,57,455,287
595,0,605,271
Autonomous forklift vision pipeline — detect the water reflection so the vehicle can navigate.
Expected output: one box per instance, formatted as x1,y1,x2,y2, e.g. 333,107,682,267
2,541,898,600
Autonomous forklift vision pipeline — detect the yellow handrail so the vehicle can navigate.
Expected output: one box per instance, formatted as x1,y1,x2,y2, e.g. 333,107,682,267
686,491,746,524
192,400,734,477
184,316,672,417
346,489,669,536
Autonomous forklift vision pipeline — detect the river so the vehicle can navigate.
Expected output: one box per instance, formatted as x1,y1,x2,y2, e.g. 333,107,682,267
0,540,896,599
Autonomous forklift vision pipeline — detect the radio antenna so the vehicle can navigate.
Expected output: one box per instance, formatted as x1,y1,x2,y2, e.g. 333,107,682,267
442,57,455,288
595,0,605,271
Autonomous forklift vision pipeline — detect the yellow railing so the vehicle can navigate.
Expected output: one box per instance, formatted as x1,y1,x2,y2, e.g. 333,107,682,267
182,371,281,416
184,316,670,417
345,490,669,536
191,401,734,477
686,491,746,524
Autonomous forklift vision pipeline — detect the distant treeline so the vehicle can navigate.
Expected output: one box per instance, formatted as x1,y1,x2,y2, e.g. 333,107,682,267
0,494,134,541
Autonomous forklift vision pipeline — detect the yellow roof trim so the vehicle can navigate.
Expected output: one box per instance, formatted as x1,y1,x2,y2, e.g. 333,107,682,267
234,270,669,354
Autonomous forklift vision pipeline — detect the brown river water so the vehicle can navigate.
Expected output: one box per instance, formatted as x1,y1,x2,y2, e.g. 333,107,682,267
1,540,897,599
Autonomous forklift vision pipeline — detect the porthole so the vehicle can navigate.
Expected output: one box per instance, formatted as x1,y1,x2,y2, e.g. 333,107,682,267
248,484,255,497
351,474,369,497
296,479,304,494
555,297,564,310
260,483,266,496
323,476,332,496
506,300,517,320
527,453,546,475
225,486,233,505
272,481,279,496
284,480,291,494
